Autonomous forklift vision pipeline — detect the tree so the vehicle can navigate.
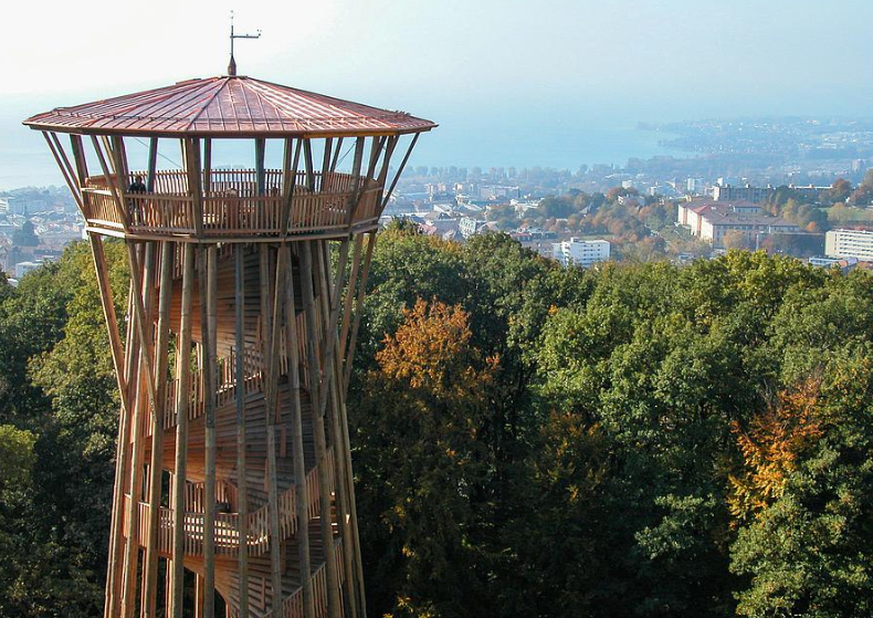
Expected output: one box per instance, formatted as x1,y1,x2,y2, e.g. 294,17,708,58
728,380,823,522
0,240,127,618
353,299,498,618
722,230,753,250
731,347,873,617
537,196,576,219
829,178,853,203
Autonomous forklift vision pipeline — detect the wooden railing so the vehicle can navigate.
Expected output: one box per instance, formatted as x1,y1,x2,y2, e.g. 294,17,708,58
123,448,335,559
263,538,346,618
149,342,265,435
82,185,126,229
81,170,381,238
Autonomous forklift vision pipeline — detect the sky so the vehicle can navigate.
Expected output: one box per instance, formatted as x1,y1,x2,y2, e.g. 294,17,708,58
2,0,872,188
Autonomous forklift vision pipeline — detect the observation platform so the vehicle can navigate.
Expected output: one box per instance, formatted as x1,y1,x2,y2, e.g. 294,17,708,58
83,169,381,242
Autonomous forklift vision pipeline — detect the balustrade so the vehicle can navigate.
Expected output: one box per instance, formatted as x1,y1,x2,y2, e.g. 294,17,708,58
81,170,380,238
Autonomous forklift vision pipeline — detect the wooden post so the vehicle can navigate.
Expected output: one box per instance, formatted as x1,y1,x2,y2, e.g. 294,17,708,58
329,138,344,174
112,135,132,227
299,240,343,618
381,134,419,210
195,575,205,617
183,138,204,238
282,244,315,618
255,138,266,195
121,242,157,618
339,235,363,361
203,139,213,196
343,232,377,392
42,132,83,211
91,135,130,233
280,139,302,236
259,245,284,612
315,240,349,420
321,138,333,190
331,239,368,617
234,245,250,618
85,232,132,618
69,134,90,212
146,138,158,193
142,241,174,618
105,272,139,618
344,138,366,226
199,244,218,618
125,244,160,424
315,241,357,618
170,244,195,618
303,139,315,192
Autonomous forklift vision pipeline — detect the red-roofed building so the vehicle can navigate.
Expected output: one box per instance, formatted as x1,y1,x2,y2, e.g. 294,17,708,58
677,199,798,248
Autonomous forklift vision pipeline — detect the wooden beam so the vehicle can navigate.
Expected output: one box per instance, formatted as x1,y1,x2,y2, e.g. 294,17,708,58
343,138,366,226
234,245,250,618
111,135,133,230
142,241,174,618
299,241,343,618
91,135,130,233
321,138,333,190
280,139,302,237
376,136,399,189
259,245,284,612
199,244,218,618
329,138,344,174
105,268,139,618
315,240,350,420
315,242,357,618
170,243,195,618
282,244,315,618
43,132,83,211
343,232,377,392
146,138,158,193
324,237,368,616
255,138,266,195
87,234,129,417
125,244,160,416
303,139,315,192
202,138,212,196
381,133,419,210
339,235,363,363
121,242,157,618
183,138,204,238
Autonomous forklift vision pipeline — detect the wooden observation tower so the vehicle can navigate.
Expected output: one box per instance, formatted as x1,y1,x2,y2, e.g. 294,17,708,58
25,66,435,618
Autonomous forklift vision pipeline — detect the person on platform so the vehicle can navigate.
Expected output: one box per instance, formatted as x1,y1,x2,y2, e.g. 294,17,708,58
128,175,147,225
128,175,147,193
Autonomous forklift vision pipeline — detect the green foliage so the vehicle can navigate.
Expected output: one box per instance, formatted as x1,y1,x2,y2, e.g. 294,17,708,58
0,240,127,618
4,229,873,618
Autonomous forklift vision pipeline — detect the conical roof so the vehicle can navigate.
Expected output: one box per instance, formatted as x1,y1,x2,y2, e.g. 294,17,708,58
24,75,437,138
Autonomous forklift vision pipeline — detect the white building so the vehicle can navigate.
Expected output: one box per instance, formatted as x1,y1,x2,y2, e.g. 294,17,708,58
825,229,873,261
808,255,858,269
553,238,611,267
15,261,43,279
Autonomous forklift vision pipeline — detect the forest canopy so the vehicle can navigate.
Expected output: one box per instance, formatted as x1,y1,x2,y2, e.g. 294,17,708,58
2,229,873,617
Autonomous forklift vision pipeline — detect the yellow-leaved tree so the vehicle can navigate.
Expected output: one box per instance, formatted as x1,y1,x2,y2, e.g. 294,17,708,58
728,379,823,523
353,298,499,618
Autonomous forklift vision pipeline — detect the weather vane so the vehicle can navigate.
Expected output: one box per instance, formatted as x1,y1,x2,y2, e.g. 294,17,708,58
228,11,261,76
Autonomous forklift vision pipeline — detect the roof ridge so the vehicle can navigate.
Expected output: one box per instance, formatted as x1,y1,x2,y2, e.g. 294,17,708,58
184,77,229,132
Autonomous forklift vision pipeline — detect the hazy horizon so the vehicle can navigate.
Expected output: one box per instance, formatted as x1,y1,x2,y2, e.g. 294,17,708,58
2,0,872,189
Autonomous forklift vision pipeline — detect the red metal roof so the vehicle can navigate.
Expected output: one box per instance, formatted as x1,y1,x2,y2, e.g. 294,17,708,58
24,75,437,137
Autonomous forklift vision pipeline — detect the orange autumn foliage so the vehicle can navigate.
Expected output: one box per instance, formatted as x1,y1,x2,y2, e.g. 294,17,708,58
376,298,497,401
728,379,823,523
